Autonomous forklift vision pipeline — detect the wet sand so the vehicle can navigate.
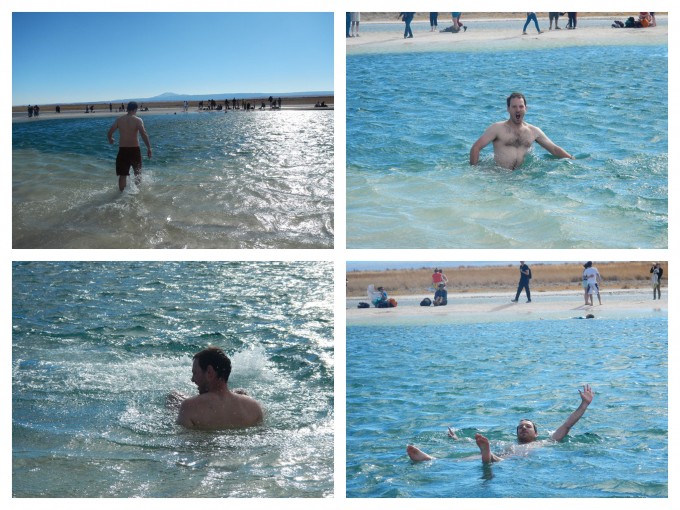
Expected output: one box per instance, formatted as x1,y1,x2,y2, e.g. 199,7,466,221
347,289,667,325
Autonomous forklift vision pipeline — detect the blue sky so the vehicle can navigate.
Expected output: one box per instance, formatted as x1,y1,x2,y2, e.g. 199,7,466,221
12,12,334,105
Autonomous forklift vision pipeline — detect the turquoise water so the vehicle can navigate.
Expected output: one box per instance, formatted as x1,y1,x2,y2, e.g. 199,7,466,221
346,316,667,497
13,110,334,248
347,44,667,248
13,261,334,497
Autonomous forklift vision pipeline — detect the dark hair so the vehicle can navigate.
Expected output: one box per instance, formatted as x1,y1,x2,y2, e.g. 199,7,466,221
507,92,527,108
127,101,138,112
517,419,538,434
193,347,232,382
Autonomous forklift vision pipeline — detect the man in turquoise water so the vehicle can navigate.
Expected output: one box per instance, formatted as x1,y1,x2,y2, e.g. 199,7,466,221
470,92,573,170
168,347,263,430
407,384,594,463
107,101,152,191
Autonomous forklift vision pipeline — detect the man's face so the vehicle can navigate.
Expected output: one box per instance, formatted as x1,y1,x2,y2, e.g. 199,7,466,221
191,359,209,394
516,420,538,443
507,97,527,124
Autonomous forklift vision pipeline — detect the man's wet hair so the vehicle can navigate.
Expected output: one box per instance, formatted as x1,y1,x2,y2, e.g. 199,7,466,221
507,92,527,108
193,346,232,382
517,419,538,434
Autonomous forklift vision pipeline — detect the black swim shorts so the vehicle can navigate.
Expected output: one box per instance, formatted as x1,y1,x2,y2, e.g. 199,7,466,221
116,146,142,176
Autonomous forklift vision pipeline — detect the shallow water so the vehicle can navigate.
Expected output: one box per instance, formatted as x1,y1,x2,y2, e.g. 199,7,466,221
13,261,334,497
346,44,667,248
346,316,667,497
13,110,334,248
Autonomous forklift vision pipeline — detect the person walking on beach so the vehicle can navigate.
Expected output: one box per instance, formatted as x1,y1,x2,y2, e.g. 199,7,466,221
398,12,414,39
407,384,595,463
511,261,531,303
168,347,263,430
107,101,152,191
583,261,602,306
522,12,542,34
650,262,663,300
470,92,574,170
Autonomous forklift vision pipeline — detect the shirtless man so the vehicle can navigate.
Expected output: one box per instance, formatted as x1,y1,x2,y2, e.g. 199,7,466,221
172,347,263,430
470,92,573,170
407,384,594,463
107,101,152,191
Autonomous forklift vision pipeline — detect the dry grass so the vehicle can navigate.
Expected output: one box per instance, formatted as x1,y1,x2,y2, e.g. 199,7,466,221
12,95,334,112
346,262,667,296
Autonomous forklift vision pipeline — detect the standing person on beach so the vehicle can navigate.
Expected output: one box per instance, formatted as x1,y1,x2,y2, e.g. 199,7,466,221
429,12,438,32
566,12,577,29
650,262,663,300
583,262,602,306
350,12,360,37
548,12,562,30
407,384,595,463
522,12,542,34
511,261,531,303
107,101,152,192
398,12,414,39
452,12,466,32
470,92,574,170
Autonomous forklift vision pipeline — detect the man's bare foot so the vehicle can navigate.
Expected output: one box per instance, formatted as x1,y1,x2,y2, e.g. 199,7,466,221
475,433,495,464
406,444,433,462
447,426,459,440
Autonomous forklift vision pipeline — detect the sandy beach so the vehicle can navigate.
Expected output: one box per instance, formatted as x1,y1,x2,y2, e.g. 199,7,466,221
347,289,666,325
12,96,334,122
346,15,667,54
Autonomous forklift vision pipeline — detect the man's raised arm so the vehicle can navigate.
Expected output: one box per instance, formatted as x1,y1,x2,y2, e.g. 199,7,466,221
550,384,594,442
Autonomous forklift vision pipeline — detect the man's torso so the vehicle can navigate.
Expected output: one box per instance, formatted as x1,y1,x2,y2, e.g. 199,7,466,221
492,121,538,169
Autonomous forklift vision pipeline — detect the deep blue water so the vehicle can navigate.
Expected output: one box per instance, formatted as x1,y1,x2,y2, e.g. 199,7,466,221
13,110,334,248
13,261,334,497
347,44,667,248
346,316,667,497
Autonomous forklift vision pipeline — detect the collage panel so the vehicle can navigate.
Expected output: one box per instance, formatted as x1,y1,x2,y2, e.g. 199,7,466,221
12,12,334,249
12,261,334,497
346,12,667,248
346,260,668,498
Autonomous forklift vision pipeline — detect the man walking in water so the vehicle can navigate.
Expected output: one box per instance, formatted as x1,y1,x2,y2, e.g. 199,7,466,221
170,347,263,430
407,384,595,463
470,92,573,170
107,101,152,191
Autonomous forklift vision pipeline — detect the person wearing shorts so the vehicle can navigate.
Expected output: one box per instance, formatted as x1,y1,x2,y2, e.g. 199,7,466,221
107,101,152,191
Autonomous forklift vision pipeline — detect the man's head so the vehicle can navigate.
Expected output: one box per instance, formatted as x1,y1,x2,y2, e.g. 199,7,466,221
516,419,538,443
192,347,232,393
506,92,527,124
127,101,138,113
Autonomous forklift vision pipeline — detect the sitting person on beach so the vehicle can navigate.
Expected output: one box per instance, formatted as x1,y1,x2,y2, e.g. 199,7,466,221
470,92,574,170
107,101,152,191
168,347,263,430
407,384,594,463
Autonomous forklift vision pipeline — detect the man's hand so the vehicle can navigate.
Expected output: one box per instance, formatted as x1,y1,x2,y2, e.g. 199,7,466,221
579,384,594,406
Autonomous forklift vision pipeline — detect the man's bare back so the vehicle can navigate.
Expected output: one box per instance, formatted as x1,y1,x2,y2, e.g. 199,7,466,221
177,389,263,430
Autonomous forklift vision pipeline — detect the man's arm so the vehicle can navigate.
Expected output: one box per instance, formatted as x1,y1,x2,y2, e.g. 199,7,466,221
177,399,197,428
137,119,152,158
550,384,594,442
107,119,118,144
470,125,497,165
534,129,573,159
